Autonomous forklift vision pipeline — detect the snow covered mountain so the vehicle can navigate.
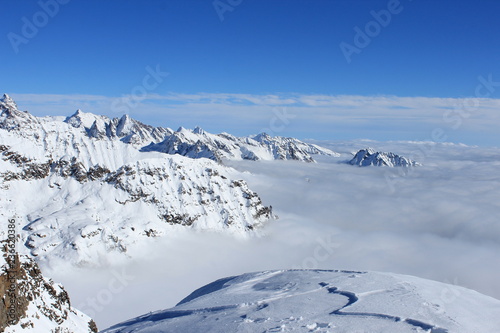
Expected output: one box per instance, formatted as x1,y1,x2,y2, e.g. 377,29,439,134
349,148,421,167
0,94,336,164
0,94,278,266
102,269,500,333
65,110,172,146
0,250,97,332
142,129,338,163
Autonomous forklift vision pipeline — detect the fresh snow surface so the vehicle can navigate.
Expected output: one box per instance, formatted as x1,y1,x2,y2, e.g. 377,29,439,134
102,269,500,333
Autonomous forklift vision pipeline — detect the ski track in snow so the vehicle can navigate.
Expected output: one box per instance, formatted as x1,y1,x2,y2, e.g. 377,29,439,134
104,270,453,332
324,283,448,333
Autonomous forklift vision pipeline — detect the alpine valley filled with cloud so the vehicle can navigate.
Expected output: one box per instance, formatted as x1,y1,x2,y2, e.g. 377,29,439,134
2,1,500,332
1,93,500,332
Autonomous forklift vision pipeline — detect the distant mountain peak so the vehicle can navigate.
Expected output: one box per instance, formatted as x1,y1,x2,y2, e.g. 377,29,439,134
0,94,18,111
64,109,96,128
0,96,40,132
88,120,105,138
116,114,133,136
349,148,420,167
252,132,271,141
193,126,204,135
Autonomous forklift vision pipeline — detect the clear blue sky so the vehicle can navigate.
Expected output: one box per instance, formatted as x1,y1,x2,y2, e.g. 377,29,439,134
2,0,500,146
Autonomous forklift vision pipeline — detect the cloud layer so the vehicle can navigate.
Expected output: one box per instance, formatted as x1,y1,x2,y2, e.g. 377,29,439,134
44,141,500,329
10,92,500,146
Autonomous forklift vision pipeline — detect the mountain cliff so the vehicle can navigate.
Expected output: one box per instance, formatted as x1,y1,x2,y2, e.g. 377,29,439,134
0,248,97,332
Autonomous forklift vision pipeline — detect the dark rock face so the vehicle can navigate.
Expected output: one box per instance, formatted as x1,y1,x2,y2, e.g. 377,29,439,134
0,245,97,332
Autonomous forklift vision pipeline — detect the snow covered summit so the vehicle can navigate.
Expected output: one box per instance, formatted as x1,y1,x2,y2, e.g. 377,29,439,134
102,269,500,333
349,148,421,167
0,94,18,111
64,110,172,145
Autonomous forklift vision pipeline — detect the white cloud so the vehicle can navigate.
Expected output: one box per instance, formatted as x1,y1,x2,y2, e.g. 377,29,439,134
9,92,500,146
44,141,500,329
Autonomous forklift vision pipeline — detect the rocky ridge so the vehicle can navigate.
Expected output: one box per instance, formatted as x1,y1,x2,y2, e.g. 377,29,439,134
349,148,421,167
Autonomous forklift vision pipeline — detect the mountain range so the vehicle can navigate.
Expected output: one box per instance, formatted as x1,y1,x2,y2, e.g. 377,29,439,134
4,93,331,266
3,94,490,333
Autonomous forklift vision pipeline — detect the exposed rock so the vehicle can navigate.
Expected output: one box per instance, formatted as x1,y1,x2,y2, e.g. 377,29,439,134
0,244,96,332
349,148,421,167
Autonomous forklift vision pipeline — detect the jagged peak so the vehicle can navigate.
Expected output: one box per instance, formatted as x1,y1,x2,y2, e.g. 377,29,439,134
0,93,18,111
350,148,420,167
193,126,204,135
119,114,131,123
362,147,377,155
65,110,83,128
251,132,272,143
1,93,14,103
64,109,86,126
64,109,112,131
87,121,104,139
67,109,85,118
116,114,133,136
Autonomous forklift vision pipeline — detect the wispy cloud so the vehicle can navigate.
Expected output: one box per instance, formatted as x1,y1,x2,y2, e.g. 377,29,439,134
9,92,500,146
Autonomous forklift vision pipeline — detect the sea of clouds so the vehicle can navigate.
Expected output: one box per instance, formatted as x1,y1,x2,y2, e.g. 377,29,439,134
44,140,500,330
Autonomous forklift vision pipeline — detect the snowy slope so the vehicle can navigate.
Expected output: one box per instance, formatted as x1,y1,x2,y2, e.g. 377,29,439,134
0,252,97,332
0,145,272,267
141,127,338,163
349,148,421,167
0,94,274,266
102,269,500,333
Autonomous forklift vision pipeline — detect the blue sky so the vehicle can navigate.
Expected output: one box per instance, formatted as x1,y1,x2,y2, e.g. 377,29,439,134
2,0,500,146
